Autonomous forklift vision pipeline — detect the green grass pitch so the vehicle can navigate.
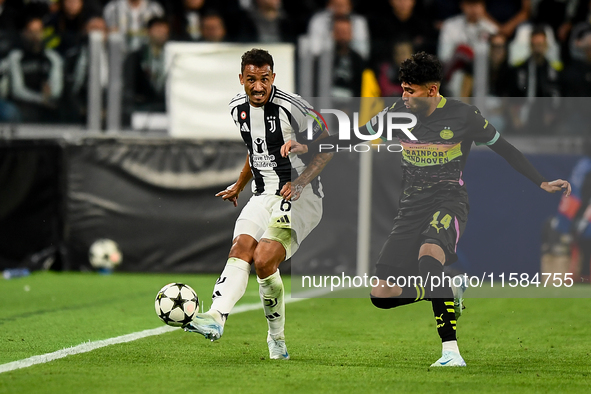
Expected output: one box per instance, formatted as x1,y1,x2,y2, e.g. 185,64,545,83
1,272,590,393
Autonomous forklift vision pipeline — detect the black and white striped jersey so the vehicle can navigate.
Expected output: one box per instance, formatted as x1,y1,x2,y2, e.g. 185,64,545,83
229,85,326,198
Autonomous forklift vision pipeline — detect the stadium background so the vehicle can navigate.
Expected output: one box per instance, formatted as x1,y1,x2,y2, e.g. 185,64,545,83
0,0,588,279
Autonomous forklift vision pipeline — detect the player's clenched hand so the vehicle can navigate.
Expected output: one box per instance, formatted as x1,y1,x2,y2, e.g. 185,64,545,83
541,179,571,196
280,182,293,200
215,183,241,207
280,140,308,158
280,182,304,201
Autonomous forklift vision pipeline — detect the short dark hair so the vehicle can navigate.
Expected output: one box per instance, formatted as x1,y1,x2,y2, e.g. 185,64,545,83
202,10,225,22
241,48,274,73
489,32,506,44
531,25,547,39
398,51,443,85
147,16,168,30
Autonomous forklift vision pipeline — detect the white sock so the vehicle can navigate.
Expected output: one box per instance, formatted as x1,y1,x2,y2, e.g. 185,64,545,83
442,340,460,354
257,269,285,340
209,257,251,325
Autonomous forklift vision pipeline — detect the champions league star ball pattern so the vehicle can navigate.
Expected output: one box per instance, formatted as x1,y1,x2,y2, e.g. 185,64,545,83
155,283,199,327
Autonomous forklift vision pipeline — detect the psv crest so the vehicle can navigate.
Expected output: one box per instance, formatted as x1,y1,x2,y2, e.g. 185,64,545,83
440,127,454,140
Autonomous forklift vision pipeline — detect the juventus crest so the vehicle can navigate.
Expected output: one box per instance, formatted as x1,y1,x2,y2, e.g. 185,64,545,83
267,116,277,133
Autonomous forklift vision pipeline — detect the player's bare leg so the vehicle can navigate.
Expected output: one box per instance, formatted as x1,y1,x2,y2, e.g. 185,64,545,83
371,281,402,297
184,234,256,340
419,242,466,367
253,237,290,360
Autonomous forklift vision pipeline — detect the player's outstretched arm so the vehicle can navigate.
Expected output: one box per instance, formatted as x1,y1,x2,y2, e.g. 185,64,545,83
488,136,571,195
279,152,333,201
215,154,253,207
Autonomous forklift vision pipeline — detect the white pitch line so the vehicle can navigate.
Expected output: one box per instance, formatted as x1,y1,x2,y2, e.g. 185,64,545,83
0,288,330,374
0,326,178,374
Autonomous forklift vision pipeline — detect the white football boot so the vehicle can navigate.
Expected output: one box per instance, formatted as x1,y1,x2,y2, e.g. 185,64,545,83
267,334,290,360
183,311,224,341
430,350,467,367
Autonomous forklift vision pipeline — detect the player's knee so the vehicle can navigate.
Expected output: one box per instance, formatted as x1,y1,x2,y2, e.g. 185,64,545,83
253,252,268,271
229,235,257,262
253,259,277,279
419,240,445,264
253,248,282,279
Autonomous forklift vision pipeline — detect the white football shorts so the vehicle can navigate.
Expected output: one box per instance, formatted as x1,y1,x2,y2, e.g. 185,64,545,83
233,185,322,260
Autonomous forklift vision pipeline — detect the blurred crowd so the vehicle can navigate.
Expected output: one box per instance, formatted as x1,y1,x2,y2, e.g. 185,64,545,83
1,0,591,130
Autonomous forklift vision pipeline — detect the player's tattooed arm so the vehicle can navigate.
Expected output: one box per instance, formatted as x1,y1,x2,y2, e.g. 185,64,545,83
215,154,253,207
280,152,333,201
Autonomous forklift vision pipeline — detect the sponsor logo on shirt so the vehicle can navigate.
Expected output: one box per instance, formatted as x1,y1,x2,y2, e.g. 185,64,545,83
401,142,462,166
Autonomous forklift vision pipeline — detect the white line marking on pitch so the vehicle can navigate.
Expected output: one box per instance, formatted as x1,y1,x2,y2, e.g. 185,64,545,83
0,288,329,374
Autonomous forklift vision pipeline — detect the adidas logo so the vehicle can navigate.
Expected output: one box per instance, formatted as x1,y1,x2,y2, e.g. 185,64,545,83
276,215,290,224
241,123,250,132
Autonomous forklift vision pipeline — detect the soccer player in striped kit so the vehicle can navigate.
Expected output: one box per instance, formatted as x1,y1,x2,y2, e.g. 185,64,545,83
184,49,332,360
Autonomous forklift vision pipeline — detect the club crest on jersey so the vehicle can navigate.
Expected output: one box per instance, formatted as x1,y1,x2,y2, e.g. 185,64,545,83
253,137,266,153
266,116,277,133
440,127,454,140
241,123,250,133
240,111,247,120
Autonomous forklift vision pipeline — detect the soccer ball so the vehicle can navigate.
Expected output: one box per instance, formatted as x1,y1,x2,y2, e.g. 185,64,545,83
155,283,199,327
89,239,122,270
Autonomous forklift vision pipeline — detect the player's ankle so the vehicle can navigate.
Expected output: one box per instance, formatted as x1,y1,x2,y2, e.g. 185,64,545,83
206,309,225,325
268,331,285,341
442,340,460,354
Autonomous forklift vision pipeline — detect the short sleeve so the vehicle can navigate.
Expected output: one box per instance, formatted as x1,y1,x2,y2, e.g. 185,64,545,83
228,93,246,128
469,106,500,146
291,98,327,142
230,106,239,127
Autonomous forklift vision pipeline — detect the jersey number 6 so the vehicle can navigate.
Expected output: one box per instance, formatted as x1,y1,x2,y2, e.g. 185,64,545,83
280,199,292,212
